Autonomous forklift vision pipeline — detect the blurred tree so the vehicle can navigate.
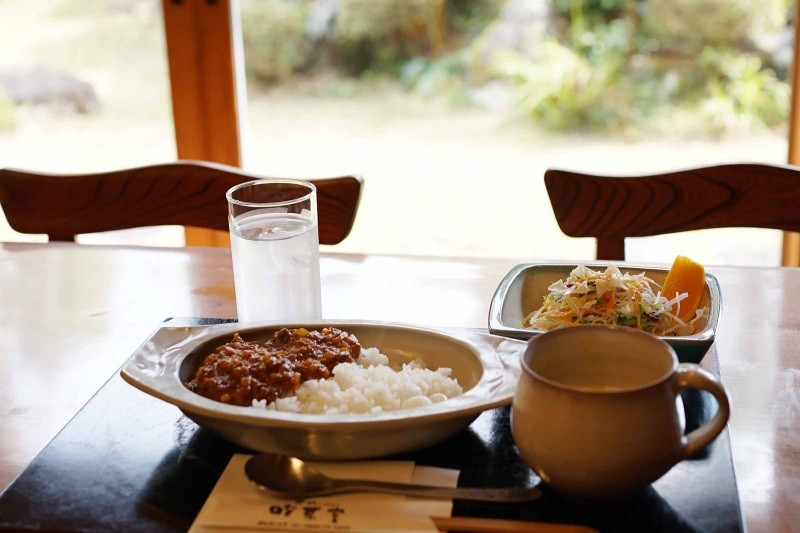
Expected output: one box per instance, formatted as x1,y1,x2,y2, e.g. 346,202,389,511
241,0,312,83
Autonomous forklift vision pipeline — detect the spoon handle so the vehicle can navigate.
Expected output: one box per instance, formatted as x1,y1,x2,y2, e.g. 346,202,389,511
322,482,542,502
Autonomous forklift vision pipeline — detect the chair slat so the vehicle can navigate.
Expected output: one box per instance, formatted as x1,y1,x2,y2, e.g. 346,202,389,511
544,163,800,260
0,161,362,246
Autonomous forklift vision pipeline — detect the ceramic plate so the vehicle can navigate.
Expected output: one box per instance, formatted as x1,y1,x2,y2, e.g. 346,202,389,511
488,263,722,363
120,320,525,459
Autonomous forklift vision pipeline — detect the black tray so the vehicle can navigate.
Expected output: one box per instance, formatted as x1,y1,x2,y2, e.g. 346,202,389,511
0,318,744,532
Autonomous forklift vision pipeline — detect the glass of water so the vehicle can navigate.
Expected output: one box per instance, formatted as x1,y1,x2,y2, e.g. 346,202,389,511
226,179,322,323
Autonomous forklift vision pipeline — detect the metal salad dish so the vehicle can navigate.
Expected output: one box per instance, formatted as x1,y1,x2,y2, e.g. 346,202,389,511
488,263,721,363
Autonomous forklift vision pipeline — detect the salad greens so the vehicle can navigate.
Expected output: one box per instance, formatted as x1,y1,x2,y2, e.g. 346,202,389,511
524,265,706,336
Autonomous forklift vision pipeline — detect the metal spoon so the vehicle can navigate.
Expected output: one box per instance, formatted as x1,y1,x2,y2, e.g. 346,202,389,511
244,452,542,502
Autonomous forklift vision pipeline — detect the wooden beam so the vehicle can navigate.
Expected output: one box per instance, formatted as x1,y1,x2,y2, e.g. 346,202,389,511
784,0,800,266
162,0,245,247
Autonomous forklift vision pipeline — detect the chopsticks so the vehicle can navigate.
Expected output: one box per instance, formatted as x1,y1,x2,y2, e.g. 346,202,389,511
431,516,598,533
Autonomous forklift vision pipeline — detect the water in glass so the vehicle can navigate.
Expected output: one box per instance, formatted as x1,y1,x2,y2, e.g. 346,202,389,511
230,211,322,322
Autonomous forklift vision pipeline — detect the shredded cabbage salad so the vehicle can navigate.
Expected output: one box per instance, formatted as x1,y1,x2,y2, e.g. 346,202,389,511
523,265,706,336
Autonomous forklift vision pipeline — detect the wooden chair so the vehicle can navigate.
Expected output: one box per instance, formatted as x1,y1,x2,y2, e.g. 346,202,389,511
0,161,362,245
544,162,800,260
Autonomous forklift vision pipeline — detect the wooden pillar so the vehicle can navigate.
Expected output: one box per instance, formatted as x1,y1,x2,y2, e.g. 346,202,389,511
784,0,800,266
162,0,245,247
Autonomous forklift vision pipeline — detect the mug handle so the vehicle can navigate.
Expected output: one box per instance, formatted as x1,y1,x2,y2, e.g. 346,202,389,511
673,363,731,458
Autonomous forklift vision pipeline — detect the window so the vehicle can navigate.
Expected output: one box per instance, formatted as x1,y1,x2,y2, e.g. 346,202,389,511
233,0,790,265
0,0,180,245
3,0,794,265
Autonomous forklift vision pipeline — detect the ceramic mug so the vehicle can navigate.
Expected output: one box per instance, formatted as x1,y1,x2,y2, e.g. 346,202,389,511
511,325,730,504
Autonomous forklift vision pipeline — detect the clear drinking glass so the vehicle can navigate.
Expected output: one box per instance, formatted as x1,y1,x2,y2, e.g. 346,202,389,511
226,179,322,322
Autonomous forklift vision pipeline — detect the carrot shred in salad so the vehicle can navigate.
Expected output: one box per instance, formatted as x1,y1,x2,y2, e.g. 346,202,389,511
523,265,707,336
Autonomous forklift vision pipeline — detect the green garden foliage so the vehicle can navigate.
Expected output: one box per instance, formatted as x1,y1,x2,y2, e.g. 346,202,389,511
489,0,791,135
239,0,792,136
333,0,438,74
241,0,312,82
696,48,789,133
642,0,787,55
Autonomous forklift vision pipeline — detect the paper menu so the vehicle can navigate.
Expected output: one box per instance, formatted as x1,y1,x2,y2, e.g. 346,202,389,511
189,454,459,533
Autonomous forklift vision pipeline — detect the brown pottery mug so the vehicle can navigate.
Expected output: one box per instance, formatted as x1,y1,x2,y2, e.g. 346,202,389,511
511,325,730,504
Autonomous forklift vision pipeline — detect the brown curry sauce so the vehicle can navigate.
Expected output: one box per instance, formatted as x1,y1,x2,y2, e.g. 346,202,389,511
185,327,361,406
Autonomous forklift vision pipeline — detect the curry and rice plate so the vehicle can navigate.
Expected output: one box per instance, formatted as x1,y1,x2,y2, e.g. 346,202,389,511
185,327,463,414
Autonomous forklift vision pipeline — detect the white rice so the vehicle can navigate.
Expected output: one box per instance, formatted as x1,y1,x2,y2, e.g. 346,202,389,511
251,347,463,414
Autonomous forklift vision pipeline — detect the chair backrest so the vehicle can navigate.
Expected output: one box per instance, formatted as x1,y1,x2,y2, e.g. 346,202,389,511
0,161,362,245
544,162,800,260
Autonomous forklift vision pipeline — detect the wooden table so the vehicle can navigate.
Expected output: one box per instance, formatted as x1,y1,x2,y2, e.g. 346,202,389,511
0,242,797,532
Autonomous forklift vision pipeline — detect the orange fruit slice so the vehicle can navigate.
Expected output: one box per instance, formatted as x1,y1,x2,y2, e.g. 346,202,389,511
661,255,706,322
